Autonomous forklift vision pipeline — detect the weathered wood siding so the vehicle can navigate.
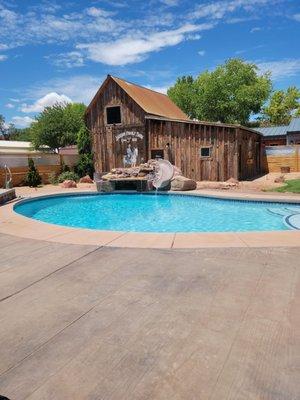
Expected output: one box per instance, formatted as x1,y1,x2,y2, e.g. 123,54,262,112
86,79,146,172
146,119,261,181
237,127,262,180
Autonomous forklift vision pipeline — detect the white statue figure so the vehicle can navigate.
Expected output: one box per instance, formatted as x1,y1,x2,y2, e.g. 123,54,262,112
131,146,138,167
123,143,133,167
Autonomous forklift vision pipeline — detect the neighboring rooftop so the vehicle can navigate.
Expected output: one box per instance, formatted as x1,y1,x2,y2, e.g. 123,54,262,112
255,117,300,137
87,75,190,121
0,141,50,153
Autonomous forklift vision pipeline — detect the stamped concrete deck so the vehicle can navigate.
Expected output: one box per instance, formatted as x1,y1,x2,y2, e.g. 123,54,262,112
0,232,299,399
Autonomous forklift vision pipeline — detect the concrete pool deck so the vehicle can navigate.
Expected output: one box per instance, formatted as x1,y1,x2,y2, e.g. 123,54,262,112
1,185,300,248
0,232,299,399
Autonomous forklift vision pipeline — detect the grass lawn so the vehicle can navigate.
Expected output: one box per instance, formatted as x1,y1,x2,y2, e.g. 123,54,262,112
272,179,300,193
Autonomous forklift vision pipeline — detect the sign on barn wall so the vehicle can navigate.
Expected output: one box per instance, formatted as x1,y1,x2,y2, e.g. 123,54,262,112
115,131,144,142
113,129,146,168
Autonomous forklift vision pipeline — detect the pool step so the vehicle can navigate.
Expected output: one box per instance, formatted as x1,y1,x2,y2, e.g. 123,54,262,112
0,188,16,205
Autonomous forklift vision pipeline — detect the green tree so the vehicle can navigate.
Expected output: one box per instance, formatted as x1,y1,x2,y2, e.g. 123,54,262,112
75,125,94,178
9,127,31,141
64,103,87,144
167,76,197,118
25,158,42,187
262,86,300,125
168,59,272,125
30,103,68,151
30,102,87,151
0,114,6,136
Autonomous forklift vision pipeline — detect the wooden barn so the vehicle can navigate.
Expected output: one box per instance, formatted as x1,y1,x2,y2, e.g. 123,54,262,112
86,75,262,181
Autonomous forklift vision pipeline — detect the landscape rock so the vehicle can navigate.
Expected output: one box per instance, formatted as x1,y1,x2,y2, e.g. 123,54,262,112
60,180,77,188
96,180,115,192
274,175,285,183
171,175,197,191
79,175,93,183
226,177,239,185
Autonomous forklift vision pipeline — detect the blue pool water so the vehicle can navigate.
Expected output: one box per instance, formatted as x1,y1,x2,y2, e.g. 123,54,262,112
14,193,300,232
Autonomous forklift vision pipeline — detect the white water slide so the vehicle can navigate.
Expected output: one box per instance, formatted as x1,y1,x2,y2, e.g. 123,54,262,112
152,159,174,190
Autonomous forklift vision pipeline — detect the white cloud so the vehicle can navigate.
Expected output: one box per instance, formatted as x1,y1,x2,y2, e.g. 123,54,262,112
189,0,280,21
292,13,300,22
86,7,114,17
198,50,206,56
77,23,213,66
146,85,169,94
11,116,35,128
5,103,14,109
21,92,72,113
0,54,7,61
160,0,179,6
250,27,261,33
0,4,122,49
25,75,104,105
256,59,300,80
45,51,85,68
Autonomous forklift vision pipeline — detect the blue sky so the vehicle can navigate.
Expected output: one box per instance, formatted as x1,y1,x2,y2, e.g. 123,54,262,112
0,0,300,128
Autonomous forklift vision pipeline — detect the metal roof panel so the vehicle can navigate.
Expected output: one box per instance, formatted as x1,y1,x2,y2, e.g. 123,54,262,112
254,125,288,136
110,76,190,121
288,117,300,132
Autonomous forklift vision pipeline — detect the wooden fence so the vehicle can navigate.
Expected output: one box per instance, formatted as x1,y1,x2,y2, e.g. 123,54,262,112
263,145,300,173
0,153,78,186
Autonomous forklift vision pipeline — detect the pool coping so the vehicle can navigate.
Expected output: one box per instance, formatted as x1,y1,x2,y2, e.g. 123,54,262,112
1,189,300,249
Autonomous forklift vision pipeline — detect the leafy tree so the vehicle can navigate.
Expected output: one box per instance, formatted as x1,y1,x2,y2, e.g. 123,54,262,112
9,127,31,141
0,114,7,137
30,102,87,151
64,103,87,144
77,126,92,154
262,86,300,125
167,76,197,118
25,158,42,187
30,103,69,151
75,126,94,178
168,59,272,125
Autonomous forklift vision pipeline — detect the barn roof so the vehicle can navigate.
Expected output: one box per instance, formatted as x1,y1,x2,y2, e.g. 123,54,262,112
86,75,189,121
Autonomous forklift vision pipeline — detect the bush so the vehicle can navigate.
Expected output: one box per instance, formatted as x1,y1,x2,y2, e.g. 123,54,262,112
25,158,42,187
48,171,58,185
75,153,94,178
57,171,79,183
60,162,70,173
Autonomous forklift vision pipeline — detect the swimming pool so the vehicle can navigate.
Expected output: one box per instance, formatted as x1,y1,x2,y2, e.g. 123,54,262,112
14,193,300,232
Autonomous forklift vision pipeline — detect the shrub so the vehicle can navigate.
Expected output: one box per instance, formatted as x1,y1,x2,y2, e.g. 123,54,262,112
60,162,70,173
25,158,42,187
57,171,79,183
75,153,94,178
48,171,58,185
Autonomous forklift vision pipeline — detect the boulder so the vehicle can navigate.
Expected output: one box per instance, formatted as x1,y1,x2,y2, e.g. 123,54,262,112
226,177,239,185
96,180,115,192
173,166,182,176
171,175,197,191
60,180,77,188
274,175,285,183
79,175,93,183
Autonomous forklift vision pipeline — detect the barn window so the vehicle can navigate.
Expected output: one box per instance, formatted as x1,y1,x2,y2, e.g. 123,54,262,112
106,106,121,124
200,146,211,158
151,149,164,159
